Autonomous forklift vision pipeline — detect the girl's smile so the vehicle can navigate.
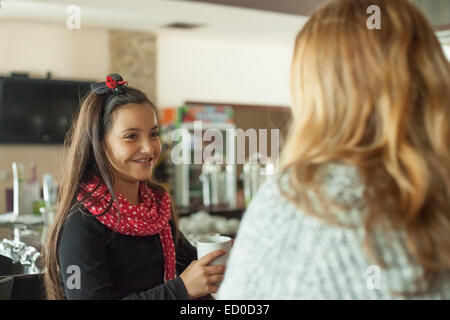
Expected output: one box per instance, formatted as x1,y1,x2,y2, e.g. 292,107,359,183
132,157,156,167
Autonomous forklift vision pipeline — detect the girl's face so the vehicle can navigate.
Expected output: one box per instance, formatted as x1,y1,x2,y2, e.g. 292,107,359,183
104,103,161,184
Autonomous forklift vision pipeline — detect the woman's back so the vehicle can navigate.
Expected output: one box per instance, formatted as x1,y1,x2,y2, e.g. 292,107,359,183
218,163,450,299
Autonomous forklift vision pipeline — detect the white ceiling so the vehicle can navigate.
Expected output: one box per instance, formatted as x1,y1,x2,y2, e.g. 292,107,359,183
0,0,308,45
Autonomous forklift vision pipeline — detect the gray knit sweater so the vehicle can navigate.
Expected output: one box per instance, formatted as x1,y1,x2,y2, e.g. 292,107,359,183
217,163,450,299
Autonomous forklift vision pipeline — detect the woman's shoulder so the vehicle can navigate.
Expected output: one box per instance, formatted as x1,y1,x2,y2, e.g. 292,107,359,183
244,163,365,225
239,172,301,230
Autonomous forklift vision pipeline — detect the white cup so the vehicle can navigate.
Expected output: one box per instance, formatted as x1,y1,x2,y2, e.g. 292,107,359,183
196,234,232,266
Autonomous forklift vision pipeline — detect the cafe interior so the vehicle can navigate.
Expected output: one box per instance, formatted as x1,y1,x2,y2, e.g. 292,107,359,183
0,0,449,300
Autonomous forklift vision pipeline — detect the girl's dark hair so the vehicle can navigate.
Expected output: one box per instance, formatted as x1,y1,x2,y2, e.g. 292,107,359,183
42,77,180,300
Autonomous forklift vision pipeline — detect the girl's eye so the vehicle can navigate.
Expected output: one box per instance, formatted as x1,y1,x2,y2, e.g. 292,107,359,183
124,132,159,139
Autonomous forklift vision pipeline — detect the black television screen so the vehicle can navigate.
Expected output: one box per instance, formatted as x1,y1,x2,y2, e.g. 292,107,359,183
0,76,92,144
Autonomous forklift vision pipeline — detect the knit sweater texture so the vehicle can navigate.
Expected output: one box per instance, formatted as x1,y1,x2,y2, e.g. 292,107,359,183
217,163,450,299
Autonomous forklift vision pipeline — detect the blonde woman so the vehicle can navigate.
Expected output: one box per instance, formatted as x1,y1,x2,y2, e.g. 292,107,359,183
218,0,450,299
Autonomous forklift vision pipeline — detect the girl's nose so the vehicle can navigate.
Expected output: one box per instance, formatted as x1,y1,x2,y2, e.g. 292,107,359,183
140,138,155,154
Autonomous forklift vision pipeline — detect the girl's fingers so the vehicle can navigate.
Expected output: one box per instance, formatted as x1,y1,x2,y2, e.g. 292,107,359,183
205,265,226,275
208,274,224,284
207,284,220,293
199,249,226,266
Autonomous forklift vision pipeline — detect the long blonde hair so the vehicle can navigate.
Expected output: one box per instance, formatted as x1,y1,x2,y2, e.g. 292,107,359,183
282,0,450,296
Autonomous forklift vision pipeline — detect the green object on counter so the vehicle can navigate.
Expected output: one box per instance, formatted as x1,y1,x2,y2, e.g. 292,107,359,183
33,199,46,216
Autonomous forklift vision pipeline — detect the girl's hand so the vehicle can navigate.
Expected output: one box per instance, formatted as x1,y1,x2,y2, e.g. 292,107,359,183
179,249,226,299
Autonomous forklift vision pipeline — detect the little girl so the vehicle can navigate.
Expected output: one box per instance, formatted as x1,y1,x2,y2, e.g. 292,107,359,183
43,74,226,300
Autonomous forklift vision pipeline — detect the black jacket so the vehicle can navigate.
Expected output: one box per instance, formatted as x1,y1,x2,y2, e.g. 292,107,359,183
58,207,197,300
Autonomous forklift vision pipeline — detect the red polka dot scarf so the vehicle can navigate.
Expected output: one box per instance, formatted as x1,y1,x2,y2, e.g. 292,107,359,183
77,174,176,281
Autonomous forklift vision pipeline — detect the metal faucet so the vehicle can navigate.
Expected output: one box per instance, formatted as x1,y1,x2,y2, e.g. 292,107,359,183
0,224,41,274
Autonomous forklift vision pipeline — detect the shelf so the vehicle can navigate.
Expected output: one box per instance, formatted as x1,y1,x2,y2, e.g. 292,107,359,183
177,204,245,218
